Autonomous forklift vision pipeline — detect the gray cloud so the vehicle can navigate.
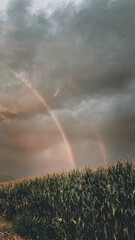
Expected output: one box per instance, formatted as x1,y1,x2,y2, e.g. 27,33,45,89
0,0,135,178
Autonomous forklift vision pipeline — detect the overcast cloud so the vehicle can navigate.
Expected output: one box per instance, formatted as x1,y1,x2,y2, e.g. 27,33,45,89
0,0,135,178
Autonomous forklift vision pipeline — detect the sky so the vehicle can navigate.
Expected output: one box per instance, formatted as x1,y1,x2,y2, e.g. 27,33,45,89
0,0,135,178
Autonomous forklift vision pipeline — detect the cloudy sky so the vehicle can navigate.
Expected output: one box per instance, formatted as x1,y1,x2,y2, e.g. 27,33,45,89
0,0,135,178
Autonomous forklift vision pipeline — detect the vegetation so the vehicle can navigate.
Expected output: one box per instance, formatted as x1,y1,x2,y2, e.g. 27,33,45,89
0,159,135,240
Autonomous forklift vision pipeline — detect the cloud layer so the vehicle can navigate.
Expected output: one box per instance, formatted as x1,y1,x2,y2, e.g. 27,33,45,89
0,0,135,178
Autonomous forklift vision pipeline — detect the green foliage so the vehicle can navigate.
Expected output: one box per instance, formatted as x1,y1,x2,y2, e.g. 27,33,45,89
0,159,135,239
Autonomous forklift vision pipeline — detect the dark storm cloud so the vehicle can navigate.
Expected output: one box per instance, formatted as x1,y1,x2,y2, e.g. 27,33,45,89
50,0,135,95
0,0,135,177
0,0,51,75
2,0,135,99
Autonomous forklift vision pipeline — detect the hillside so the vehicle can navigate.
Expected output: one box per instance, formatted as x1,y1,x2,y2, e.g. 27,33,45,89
0,160,135,240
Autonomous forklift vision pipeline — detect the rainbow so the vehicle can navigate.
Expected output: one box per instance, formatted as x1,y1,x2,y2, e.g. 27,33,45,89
0,57,108,170
12,71,77,170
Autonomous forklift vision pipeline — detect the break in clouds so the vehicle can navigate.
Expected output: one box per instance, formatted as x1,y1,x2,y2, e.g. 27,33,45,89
0,0,135,178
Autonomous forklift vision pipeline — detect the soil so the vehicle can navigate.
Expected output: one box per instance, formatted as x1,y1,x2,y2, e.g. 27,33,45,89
0,217,26,240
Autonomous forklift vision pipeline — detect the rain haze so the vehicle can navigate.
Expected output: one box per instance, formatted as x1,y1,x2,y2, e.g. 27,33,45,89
0,0,135,179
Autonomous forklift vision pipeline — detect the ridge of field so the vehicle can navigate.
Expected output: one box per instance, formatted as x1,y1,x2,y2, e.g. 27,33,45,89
0,159,135,240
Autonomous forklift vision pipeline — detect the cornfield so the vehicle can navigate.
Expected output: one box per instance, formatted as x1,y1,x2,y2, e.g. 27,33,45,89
0,160,135,240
